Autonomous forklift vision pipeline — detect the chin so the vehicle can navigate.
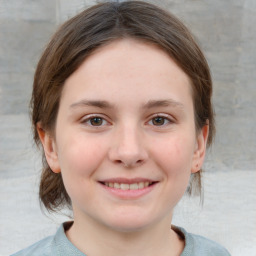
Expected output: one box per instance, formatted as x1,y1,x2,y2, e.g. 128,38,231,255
103,212,157,233
108,222,150,233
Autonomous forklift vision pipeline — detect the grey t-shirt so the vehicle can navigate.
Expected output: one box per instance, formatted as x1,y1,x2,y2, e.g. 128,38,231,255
11,222,231,256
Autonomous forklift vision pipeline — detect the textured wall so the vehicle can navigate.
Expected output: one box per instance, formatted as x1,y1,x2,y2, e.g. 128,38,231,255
0,0,255,255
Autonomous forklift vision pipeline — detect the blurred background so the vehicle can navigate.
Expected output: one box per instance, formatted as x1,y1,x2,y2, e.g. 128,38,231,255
0,0,255,255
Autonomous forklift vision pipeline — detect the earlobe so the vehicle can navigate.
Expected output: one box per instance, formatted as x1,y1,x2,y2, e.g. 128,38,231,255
37,123,61,173
191,124,209,173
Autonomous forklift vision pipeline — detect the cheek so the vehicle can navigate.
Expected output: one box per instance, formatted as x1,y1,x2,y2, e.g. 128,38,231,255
156,136,194,170
151,135,195,194
57,134,107,177
56,134,109,205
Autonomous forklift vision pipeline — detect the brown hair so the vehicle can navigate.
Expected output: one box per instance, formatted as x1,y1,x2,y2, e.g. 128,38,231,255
31,1,215,211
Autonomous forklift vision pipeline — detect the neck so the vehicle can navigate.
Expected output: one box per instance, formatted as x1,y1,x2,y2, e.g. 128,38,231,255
66,213,184,256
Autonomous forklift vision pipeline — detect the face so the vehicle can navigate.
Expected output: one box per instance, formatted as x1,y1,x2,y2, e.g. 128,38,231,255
40,39,208,232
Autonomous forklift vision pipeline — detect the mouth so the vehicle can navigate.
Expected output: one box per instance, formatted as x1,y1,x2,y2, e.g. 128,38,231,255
98,178,158,199
101,181,156,190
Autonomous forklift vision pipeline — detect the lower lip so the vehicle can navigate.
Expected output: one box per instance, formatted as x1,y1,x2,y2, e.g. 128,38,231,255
99,183,157,199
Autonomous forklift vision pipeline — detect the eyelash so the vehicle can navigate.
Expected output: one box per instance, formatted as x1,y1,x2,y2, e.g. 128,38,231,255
81,114,110,127
147,114,174,127
80,114,174,128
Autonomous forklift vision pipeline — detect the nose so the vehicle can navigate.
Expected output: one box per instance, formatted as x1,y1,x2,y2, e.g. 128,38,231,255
108,125,148,168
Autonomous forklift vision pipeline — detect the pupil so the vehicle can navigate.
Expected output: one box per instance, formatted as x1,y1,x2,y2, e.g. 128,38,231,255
153,117,164,125
90,117,103,126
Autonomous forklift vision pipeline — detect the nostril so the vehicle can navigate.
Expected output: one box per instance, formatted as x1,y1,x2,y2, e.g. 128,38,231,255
123,159,145,168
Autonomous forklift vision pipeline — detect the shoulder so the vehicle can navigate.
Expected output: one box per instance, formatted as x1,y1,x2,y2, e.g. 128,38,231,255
11,222,83,256
10,235,55,256
186,233,231,256
173,226,231,256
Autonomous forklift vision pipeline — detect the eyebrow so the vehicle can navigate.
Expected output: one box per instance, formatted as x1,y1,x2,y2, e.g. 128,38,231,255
142,99,184,109
70,99,184,110
70,100,115,109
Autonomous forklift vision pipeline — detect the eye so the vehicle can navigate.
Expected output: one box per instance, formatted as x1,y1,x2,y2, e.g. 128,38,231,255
89,117,104,126
82,115,109,127
148,115,173,126
152,116,166,126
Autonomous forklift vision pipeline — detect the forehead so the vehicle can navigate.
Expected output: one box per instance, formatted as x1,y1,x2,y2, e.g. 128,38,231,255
61,38,192,106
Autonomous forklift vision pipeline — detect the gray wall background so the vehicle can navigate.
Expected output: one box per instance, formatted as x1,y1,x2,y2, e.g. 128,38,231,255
0,0,255,255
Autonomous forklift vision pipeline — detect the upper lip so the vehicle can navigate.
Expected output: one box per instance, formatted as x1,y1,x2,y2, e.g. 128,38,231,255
99,177,157,184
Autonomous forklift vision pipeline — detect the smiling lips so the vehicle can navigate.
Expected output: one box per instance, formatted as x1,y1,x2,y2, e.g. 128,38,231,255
104,181,153,190
99,178,158,199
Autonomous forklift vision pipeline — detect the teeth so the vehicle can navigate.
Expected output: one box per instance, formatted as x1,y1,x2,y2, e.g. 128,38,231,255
114,183,120,189
138,182,144,189
104,182,153,190
120,183,129,190
129,183,139,190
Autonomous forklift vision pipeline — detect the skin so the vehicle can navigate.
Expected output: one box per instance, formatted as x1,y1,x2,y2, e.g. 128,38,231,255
38,39,208,256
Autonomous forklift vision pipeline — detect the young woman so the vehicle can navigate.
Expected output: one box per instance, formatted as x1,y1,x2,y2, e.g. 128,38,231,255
12,1,230,255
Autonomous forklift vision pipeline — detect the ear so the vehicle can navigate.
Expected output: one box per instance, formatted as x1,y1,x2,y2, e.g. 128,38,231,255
191,123,209,174
37,123,61,173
